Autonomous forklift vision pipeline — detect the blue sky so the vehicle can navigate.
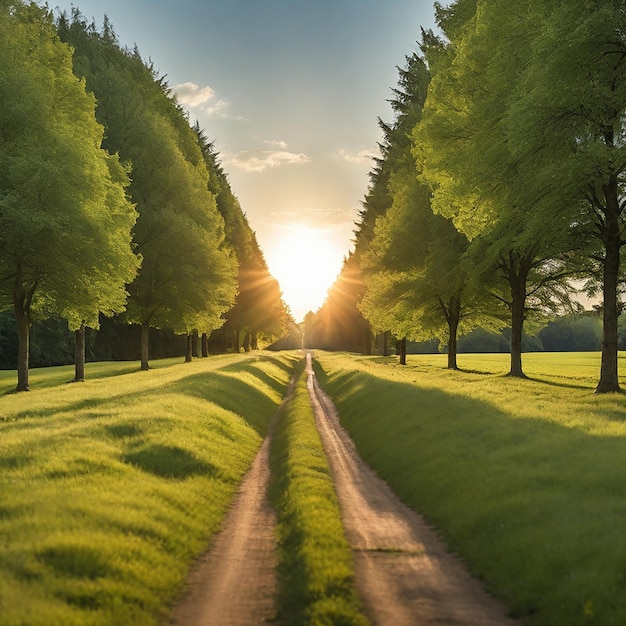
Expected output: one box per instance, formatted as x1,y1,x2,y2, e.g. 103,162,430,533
49,0,439,321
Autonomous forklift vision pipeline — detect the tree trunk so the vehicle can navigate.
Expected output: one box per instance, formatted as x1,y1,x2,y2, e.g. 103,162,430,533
508,266,528,378
140,322,150,371
399,337,407,365
233,330,241,353
243,333,251,352
191,330,199,358
185,333,193,362
447,315,459,370
251,332,258,350
596,178,621,393
201,332,209,358
13,301,30,392
73,325,86,382
439,296,460,370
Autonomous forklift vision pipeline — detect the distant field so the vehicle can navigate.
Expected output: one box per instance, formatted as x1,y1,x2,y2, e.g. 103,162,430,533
0,352,298,626
314,351,626,626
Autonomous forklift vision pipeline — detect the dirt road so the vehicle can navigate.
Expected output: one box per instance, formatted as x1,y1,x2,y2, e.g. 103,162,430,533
306,353,517,626
169,399,285,625
171,357,517,625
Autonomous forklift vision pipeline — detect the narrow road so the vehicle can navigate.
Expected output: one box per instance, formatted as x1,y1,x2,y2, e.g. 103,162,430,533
306,353,517,626
169,375,295,626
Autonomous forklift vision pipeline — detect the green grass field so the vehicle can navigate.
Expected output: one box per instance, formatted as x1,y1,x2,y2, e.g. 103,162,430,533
269,360,367,626
0,352,298,626
313,351,626,626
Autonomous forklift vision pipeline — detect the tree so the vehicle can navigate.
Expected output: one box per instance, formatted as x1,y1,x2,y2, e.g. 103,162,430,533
359,46,503,369
59,13,237,369
506,0,626,392
417,0,575,378
60,155,139,382
0,2,138,391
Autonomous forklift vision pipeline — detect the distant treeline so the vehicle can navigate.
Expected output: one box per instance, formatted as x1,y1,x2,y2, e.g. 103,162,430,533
0,312,303,370
303,311,626,357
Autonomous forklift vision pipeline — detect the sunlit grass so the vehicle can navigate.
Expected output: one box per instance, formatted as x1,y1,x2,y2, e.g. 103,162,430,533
314,351,626,626
0,352,298,626
270,360,368,626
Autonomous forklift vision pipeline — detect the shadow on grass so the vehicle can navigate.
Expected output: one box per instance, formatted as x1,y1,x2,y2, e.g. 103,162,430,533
525,376,596,392
220,361,285,396
455,367,498,376
3,354,295,428
165,369,287,436
313,358,626,623
122,444,219,480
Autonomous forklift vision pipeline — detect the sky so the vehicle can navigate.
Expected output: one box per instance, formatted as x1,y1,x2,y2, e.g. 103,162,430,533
48,0,440,322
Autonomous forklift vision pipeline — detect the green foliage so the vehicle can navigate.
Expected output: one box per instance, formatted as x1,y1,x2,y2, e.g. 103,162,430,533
0,352,297,625
415,0,584,376
315,351,626,626
191,126,290,348
415,0,626,388
58,12,237,345
539,314,602,353
270,361,367,626
0,1,139,389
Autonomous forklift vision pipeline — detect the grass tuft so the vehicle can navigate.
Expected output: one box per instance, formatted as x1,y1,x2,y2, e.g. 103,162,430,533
270,360,368,626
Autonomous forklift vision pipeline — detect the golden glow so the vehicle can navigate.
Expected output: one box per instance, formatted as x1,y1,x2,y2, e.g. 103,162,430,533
265,225,343,322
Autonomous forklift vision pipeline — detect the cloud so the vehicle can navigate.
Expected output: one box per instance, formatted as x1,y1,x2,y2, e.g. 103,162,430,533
336,147,379,165
173,82,246,120
264,140,288,149
174,82,215,107
223,149,311,173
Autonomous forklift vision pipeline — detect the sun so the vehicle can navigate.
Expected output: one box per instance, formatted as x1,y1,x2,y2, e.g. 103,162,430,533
265,225,344,322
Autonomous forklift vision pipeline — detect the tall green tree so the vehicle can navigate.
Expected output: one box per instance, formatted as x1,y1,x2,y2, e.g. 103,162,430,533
361,46,502,368
417,0,575,378
59,12,237,370
0,1,138,391
506,0,626,392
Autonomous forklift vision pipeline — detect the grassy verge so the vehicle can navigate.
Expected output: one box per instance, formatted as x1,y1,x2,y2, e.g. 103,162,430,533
0,351,298,626
314,351,626,626
269,360,368,626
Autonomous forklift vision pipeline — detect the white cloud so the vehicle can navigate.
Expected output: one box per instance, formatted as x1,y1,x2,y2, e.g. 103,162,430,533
205,98,229,116
336,147,379,165
174,82,215,107
264,140,288,149
173,82,246,120
223,149,311,173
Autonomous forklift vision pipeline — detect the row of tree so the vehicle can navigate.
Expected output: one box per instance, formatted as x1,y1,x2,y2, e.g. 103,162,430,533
309,0,626,393
0,2,290,390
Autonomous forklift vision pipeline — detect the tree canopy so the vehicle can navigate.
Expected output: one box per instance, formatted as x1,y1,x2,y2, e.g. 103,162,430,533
58,11,238,369
0,1,138,390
